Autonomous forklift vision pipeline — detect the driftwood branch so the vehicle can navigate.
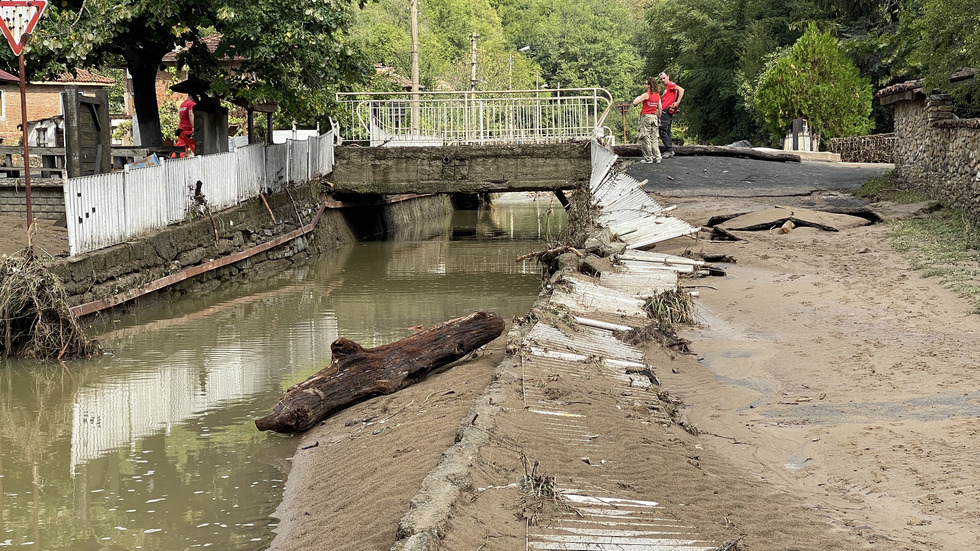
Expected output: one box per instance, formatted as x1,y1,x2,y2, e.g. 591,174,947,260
612,144,801,163
255,311,505,433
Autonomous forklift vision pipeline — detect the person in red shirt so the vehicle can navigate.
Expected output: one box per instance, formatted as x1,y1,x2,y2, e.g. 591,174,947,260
658,72,685,158
175,94,196,157
631,77,662,163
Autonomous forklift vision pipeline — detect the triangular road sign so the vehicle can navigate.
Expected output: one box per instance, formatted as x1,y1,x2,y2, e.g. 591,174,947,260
0,0,48,56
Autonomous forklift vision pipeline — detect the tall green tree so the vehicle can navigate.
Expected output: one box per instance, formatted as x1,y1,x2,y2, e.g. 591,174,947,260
24,0,368,147
753,23,873,141
643,0,828,144
909,0,980,108
493,0,643,100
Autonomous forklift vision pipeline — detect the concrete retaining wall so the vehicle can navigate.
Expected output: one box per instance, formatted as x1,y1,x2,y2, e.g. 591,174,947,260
892,97,980,224
331,143,591,194
45,185,453,315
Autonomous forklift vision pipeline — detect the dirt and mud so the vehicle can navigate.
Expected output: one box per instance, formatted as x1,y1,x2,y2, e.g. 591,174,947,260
271,161,979,551
6,157,977,550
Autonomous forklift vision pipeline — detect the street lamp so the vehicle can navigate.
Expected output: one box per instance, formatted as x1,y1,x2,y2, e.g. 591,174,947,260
509,46,530,90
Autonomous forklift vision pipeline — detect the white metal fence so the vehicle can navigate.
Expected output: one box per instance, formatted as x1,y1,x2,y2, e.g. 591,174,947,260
335,88,614,147
63,132,335,256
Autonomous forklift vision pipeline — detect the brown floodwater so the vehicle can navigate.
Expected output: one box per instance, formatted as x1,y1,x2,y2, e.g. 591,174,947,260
0,193,565,550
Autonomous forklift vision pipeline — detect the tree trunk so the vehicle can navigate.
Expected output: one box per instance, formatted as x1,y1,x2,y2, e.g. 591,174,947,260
125,55,164,148
255,311,505,433
613,144,801,163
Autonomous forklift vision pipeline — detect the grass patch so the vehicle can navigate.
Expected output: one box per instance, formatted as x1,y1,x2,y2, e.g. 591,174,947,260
853,170,931,204
889,208,980,313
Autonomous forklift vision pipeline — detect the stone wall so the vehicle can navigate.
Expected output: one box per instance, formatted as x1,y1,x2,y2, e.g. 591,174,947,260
45,184,453,316
827,133,895,163
892,96,980,224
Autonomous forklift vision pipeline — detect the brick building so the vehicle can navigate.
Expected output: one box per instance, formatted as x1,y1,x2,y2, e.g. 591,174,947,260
0,68,113,145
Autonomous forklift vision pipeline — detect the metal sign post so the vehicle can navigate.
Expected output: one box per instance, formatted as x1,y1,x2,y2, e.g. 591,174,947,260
0,0,48,234
615,101,631,143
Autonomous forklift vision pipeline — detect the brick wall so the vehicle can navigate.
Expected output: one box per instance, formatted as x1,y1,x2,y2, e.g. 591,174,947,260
892,95,980,224
0,85,66,144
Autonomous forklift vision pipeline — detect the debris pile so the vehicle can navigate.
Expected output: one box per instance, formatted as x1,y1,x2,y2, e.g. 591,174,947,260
0,250,101,359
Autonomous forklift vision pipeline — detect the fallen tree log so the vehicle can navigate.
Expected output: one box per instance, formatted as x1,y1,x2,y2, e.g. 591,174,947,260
612,144,801,163
255,311,505,433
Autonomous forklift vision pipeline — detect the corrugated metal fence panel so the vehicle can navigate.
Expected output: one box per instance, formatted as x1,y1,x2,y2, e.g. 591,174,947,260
307,136,319,179
317,131,335,175
162,157,192,224
288,139,310,183
198,151,239,211
64,172,126,255
265,142,289,191
590,140,617,192
124,166,170,236
236,144,267,201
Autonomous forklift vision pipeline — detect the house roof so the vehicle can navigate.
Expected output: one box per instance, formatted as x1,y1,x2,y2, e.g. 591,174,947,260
55,68,114,85
163,34,244,63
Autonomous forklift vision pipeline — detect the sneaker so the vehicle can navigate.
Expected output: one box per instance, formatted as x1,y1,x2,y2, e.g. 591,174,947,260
640,159,652,163
655,158,662,163
663,151,675,158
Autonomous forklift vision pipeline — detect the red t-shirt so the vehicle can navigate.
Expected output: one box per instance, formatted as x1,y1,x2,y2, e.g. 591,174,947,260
640,93,661,115
178,99,195,133
662,81,679,113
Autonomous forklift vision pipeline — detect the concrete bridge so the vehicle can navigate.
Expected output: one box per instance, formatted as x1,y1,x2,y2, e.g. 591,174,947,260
329,88,610,195
329,143,591,195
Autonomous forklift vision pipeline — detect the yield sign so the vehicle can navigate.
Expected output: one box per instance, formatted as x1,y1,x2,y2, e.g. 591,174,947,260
0,0,47,56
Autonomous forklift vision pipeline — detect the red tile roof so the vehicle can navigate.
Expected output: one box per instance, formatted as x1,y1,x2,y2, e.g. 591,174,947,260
55,68,114,85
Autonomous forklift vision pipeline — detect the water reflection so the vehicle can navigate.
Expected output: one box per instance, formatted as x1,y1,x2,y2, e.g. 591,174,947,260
0,193,566,550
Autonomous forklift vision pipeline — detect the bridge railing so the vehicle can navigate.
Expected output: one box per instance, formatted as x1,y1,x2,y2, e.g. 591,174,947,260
335,88,614,146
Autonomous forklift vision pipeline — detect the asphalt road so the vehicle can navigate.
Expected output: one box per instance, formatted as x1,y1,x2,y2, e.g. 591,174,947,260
626,154,892,201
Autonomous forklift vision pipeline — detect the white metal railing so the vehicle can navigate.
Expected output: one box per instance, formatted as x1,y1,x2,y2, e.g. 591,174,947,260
63,132,335,256
335,88,614,147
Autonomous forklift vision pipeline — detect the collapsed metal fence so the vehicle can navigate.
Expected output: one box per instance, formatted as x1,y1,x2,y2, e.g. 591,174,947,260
63,132,335,256
335,88,614,146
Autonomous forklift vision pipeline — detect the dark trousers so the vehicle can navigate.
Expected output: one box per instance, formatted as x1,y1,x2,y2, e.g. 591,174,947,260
659,111,674,152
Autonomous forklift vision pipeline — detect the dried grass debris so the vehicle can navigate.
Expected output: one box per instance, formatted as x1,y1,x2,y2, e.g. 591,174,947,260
0,249,101,360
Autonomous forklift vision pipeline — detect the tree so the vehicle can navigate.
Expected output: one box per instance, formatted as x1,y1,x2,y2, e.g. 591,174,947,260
26,0,368,147
753,23,873,142
494,0,643,99
909,0,980,107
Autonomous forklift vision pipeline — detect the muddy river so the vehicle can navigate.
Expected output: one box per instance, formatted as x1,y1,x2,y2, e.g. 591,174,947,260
0,193,566,550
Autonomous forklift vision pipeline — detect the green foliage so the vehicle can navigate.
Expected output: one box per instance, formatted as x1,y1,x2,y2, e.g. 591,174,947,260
494,0,643,100
753,23,873,141
909,0,980,109
853,170,931,203
20,0,370,145
890,207,980,314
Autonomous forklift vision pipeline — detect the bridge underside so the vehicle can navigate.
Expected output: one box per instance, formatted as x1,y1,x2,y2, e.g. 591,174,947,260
329,143,591,194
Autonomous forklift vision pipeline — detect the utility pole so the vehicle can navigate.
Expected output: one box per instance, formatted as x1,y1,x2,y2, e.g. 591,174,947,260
410,0,420,134
469,33,479,91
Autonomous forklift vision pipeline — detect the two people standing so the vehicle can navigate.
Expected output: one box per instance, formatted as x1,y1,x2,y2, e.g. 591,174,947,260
630,72,685,162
